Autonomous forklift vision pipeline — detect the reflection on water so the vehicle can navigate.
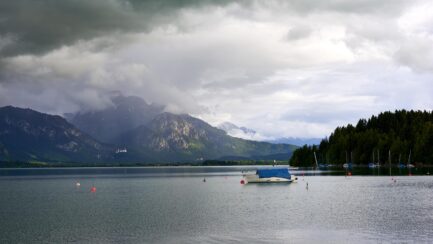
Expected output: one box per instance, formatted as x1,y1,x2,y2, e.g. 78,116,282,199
1,167,433,243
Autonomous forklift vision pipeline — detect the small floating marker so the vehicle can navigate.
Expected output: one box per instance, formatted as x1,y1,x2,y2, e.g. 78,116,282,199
240,179,245,184
348,172,352,176
306,182,309,190
394,179,397,183
203,178,206,183
76,182,81,187
90,186,97,193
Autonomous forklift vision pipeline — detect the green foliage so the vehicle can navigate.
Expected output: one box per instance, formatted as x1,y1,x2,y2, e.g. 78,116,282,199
289,110,433,166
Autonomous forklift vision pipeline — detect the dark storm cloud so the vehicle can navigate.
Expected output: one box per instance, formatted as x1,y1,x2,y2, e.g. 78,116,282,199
0,0,233,57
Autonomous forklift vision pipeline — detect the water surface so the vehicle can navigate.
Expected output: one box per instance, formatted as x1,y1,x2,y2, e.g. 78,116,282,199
1,167,432,243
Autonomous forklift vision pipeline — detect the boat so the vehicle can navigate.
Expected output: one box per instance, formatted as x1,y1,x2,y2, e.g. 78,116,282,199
368,163,379,168
243,168,297,183
369,151,380,168
343,151,353,169
407,149,415,168
343,163,352,169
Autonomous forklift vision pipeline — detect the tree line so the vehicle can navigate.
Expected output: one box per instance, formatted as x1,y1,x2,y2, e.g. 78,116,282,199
289,110,433,167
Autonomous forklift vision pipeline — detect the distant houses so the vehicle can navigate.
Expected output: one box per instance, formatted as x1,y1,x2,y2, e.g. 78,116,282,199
115,148,127,153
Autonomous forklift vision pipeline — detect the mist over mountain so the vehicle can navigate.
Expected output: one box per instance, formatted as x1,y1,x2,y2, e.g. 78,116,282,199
217,121,321,146
67,94,164,143
217,122,258,139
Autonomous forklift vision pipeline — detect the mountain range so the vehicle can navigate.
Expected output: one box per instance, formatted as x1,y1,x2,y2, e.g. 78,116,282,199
217,121,321,146
266,137,321,146
217,122,257,139
0,95,297,164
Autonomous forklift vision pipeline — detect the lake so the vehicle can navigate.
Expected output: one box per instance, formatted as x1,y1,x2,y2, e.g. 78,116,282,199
1,166,433,243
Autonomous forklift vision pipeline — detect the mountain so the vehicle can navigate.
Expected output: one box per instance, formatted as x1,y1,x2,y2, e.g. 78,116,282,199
116,113,297,162
0,106,113,163
217,122,263,141
67,95,164,143
217,121,320,146
218,122,256,136
267,137,321,146
289,110,433,167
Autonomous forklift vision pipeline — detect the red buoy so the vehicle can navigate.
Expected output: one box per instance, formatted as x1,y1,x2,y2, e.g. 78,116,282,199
240,179,245,184
90,186,97,193
348,172,352,176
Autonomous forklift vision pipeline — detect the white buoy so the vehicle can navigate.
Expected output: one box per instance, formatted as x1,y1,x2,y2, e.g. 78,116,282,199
76,182,81,187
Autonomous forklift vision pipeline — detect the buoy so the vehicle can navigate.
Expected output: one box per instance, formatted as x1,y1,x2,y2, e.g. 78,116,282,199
203,178,206,182
76,182,81,187
306,182,309,190
90,186,96,193
240,179,245,184
348,172,352,176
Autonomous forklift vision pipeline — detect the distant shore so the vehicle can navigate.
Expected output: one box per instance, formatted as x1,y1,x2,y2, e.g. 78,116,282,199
0,160,287,168
1,160,433,168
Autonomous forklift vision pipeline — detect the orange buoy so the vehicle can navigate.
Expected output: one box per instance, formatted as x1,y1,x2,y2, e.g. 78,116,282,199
90,186,97,193
348,172,352,176
240,179,245,184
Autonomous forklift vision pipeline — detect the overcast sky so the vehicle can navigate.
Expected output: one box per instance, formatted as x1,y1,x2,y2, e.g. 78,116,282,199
1,0,433,139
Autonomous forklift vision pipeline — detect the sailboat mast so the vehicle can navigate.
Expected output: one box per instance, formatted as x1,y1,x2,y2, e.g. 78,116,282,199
377,150,380,165
408,149,412,165
314,151,319,169
389,150,392,176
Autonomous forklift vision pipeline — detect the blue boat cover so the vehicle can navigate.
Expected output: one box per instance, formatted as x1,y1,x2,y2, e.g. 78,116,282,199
257,168,290,179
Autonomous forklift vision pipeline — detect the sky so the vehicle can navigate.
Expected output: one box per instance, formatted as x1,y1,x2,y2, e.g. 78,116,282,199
1,0,433,139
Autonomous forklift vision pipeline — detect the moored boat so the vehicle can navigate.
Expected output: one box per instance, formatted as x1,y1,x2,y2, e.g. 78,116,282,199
243,168,297,183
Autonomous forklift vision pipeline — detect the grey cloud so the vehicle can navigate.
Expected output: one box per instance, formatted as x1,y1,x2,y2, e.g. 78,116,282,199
394,38,433,72
0,0,234,57
281,0,410,15
0,0,413,58
286,25,312,41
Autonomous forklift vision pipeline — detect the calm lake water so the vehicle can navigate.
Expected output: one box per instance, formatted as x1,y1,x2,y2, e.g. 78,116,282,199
1,166,433,243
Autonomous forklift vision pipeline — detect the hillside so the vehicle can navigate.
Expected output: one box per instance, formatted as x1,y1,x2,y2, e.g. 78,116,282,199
0,106,113,163
290,110,433,167
115,113,297,162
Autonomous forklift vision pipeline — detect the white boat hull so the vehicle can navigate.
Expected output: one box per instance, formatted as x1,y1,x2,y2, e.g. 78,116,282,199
244,174,297,183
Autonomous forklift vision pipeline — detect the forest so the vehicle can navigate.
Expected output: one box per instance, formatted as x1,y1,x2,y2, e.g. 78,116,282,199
289,110,433,167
